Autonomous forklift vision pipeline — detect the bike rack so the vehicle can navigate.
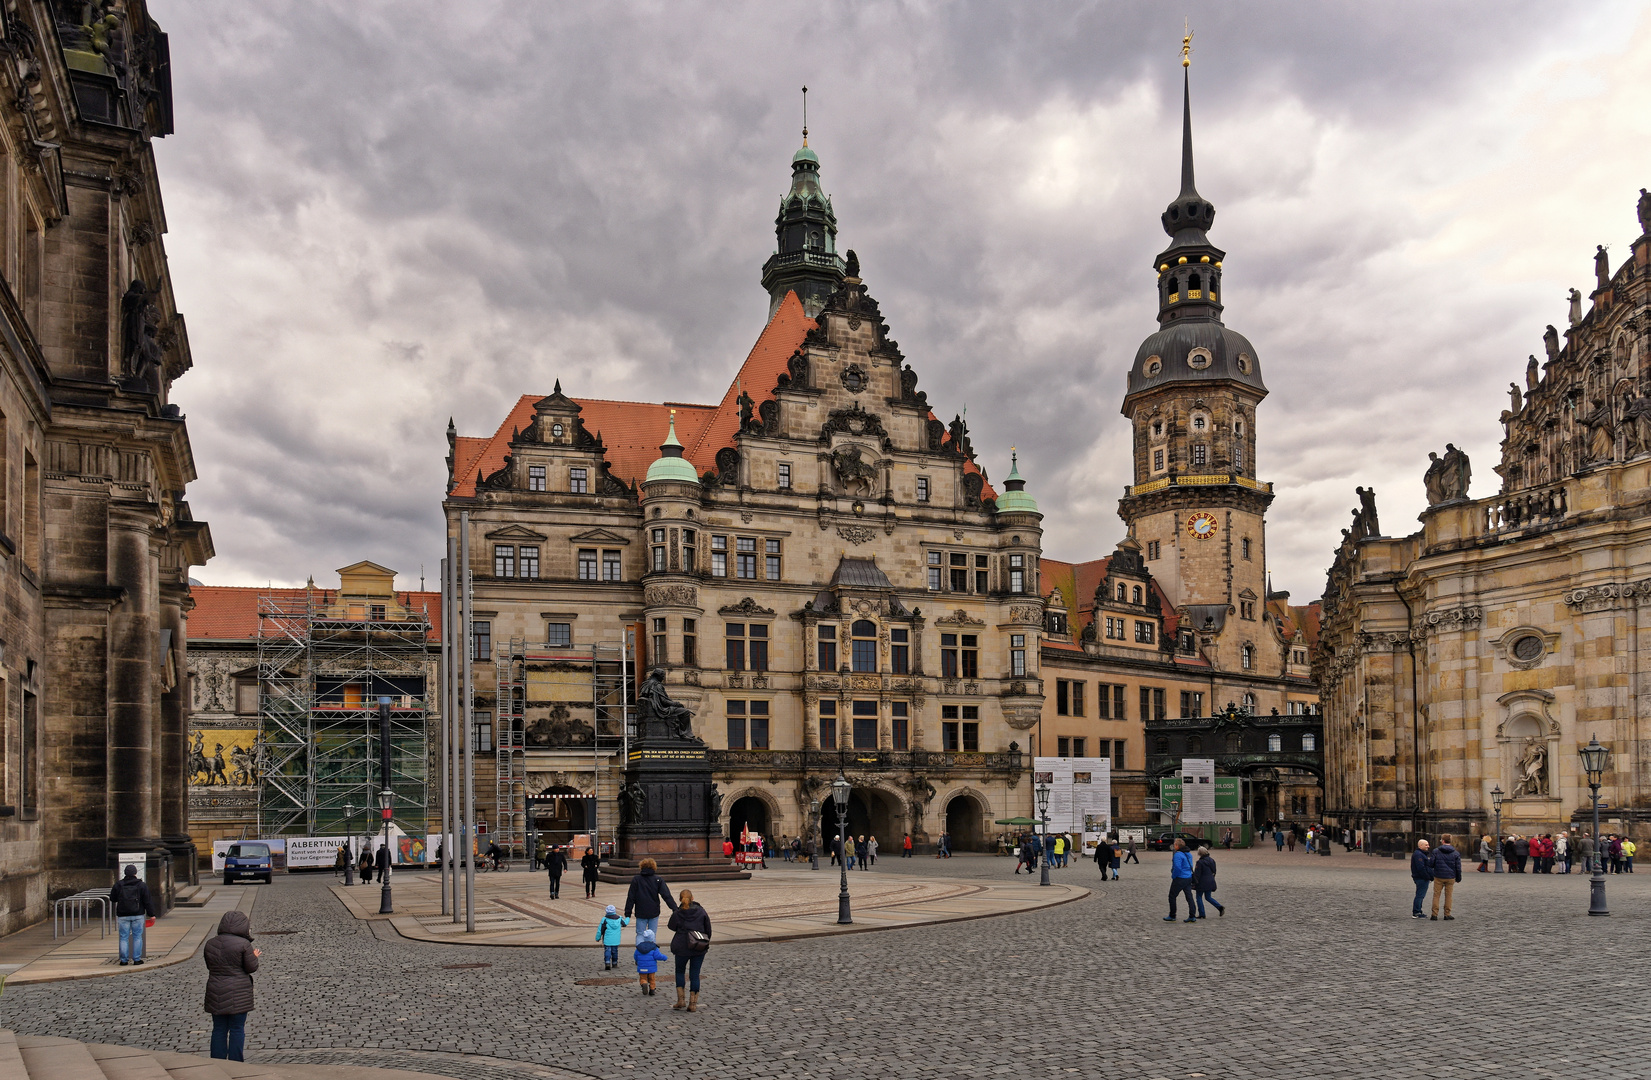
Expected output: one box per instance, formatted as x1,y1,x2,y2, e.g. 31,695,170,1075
53,892,110,940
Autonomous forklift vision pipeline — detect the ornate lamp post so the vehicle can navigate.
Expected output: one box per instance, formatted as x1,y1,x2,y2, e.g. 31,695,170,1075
1035,781,1051,887
1489,786,1504,874
809,797,820,870
1579,737,1611,916
832,773,852,924
342,802,356,885
377,788,395,914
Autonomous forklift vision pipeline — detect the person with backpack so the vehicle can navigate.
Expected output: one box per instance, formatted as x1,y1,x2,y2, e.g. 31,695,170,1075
110,864,157,965
668,888,712,1012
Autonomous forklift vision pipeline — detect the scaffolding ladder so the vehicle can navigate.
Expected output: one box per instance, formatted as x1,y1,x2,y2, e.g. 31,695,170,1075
493,638,528,858
256,590,315,835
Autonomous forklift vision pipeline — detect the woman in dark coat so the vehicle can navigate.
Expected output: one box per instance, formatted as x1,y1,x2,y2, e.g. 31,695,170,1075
667,888,712,1013
358,844,374,884
1192,846,1224,918
203,910,261,1061
581,846,602,898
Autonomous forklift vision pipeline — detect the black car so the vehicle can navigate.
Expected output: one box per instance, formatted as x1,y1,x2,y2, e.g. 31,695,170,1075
1146,831,1209,852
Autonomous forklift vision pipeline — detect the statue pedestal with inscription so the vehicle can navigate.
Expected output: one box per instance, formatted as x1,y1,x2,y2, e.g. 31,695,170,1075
597,668,750,883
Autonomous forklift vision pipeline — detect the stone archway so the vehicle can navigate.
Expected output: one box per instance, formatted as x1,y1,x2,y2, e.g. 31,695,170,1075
728,795,771,843
943,789,989,852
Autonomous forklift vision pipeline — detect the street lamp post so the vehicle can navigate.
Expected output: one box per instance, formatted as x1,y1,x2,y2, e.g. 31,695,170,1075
1489,786,1504,874
1580,736,1611,917
1035,781,1051,887
343,803,356,885
832,773,852,924
809,797,820,870
377,788,395,914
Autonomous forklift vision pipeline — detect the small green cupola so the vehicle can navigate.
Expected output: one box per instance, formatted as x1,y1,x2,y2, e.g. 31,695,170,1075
994,448,1039,514
645,411,700,485
760,89,846,319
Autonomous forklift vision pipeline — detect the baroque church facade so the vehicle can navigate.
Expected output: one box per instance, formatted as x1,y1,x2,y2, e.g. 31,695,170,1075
0,1,212,934
1316,191,1651,848
444,137,1042,852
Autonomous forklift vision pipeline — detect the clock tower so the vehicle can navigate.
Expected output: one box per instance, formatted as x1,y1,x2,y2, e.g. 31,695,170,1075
1116,52,1273,662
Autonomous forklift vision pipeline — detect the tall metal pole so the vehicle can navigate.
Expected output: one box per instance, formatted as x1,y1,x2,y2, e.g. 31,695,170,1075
1588,781,1609,916
438,554,450,916
460,511,476,932
1492,806,1504,874
449,542,462,923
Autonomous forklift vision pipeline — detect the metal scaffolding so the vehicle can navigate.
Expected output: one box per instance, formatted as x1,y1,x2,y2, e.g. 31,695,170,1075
257,589,433,837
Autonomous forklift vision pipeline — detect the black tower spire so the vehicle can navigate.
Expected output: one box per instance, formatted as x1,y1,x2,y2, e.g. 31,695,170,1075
759,87,846,320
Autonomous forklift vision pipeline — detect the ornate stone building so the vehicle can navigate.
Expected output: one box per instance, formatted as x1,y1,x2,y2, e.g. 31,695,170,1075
1038,61,1321,831
445,138,1040,854
1316,190,1651,849
0,1,212,934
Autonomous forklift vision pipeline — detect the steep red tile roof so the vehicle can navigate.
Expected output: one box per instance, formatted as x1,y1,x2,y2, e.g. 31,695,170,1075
190,586,443,642
686,291,814,461
1040,555,1179,640
1268,598,1322,648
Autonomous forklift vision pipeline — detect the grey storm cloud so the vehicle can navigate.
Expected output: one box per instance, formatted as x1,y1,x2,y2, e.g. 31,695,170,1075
150,0,1651,597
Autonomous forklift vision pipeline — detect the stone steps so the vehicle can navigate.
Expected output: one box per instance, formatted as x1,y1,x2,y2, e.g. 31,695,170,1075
3,1031,457,1080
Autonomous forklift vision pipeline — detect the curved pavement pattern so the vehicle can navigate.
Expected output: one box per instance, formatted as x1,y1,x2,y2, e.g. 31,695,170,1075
1,850,1645,1080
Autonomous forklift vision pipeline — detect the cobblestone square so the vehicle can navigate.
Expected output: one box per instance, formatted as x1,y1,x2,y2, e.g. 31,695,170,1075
3,849,1646,1080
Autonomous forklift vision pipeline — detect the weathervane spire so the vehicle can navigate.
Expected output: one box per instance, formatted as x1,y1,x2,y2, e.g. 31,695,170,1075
1182,19,1193,68
801,85,809,147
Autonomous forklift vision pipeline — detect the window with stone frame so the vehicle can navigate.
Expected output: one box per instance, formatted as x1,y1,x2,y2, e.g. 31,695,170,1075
1105,616,1125,640
652,617,667,664
1241,537,1252,560
949,552,968,592
494,545,515,578
725,624,745,671
1134,621,1155,644
577,548,598,580
747,624,769,672
1179,690,1203,718
851,620,877,673
1142,687,1166,722
520,546,540,579
1153,448,1165,472
818,699,837,749
890,628,909,674
1241,644,1254,670
891,701,909,750
1009,633,1026,676
1009,553,1025,593
472,620,491,661
927,551,942,590
736,536,758,580
940,704,980,752
1240,600,1255,620
570,467,587,493
546,621,571,647
976,554,989,594
765,538,782,581
1192,443,1207,467
602,550,621,581
777,462,791,489
683,530,696,573
651,528,666,572
711,534,727,577
916,476,930,502
682,619,696,666
1147,540,1161,560
817,624,837,671
852,700,878,749
529,464,546,491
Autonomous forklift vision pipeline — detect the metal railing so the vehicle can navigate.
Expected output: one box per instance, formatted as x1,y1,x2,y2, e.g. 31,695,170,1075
53,891,110,940
707,748,1027,773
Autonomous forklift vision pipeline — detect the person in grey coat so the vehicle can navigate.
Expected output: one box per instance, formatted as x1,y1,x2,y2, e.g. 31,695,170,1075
203,911,261,1061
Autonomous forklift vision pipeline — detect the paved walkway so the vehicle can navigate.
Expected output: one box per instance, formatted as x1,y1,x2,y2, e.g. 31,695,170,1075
335,862,1088,946
0,886,255,985
6,1029,476,1080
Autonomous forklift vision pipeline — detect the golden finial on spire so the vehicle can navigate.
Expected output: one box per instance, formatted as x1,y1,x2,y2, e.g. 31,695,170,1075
1182,19,1193,68
801,85,809,146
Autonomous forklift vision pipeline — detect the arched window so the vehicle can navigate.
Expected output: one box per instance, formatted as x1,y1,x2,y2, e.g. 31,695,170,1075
1267,733,1282,752
1132,585,1143,604
1243,692,1256,712
1241,645,1254,670
1188,273,1201,292
1302,733,1317,751
1117,582,1127,601
1155,737,1169,755
1186,736,1204,754
851,620,878,673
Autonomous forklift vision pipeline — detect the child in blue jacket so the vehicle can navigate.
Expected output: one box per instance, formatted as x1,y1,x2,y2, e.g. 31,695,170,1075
633,927,667,996
596,904,628,969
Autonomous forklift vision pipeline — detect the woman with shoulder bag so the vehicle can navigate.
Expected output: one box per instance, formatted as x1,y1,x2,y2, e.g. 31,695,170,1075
668,888,712,1012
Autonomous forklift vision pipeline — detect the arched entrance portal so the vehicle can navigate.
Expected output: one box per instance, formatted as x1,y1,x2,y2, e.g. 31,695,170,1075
728,795,770,842
529,786,590,856
945,792,986,852
817,787,902,858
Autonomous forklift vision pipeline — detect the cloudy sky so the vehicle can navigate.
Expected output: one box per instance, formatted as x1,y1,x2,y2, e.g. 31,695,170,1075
151,1,1651,600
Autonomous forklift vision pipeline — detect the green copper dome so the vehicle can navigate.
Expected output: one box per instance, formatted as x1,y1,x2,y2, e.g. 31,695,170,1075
645,413,700,485
994,450,1039,514
792,144,819,165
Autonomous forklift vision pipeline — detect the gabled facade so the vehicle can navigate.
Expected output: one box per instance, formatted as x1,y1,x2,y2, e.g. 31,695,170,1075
444,142,1040,853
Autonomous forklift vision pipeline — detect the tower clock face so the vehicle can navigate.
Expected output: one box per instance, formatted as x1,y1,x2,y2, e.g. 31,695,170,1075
1186,512,1219,540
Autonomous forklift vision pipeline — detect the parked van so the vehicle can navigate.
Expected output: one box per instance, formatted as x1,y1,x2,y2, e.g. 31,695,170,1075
223,842,273,884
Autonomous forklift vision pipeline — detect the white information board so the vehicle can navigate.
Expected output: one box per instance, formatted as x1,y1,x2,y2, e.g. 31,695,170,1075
1180,757,1217,822
1033,757,1112,835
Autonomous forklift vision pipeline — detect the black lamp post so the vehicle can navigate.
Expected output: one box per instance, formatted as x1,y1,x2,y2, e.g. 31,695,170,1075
343,802,356,885
377,787,395,914
1035,781,1051,887
1580,736,1610,916
1489,786,1504,874
809,797,820,870
832,773,852,924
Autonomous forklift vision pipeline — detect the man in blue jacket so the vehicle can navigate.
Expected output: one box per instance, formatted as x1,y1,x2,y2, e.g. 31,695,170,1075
1430,833,1462,921
1409,839,1434,919
1164,839,1197,923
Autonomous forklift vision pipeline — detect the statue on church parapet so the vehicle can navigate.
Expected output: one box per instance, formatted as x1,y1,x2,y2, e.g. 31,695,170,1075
1639,188,1651,237
1544,325,1560,362
1568,288,1583,327
1582,397,1616,463
1354,486,1380,537
637,667,699,742
844,248,860,279
120,278,164,392
1507,382,1522,415
1595,244,1611,292
1526,354,1541,391
737,389,756,433
1622,393,1651,458
1424,445,1472,505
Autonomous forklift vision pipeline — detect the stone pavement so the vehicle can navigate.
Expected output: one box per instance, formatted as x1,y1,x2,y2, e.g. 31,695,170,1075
0,885,254,986
333,861,1086,946
4,1028,485,1080
0,849,1646,1080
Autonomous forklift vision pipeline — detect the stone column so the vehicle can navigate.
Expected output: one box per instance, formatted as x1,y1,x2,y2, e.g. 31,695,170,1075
106,505,160,857
160,577,196,883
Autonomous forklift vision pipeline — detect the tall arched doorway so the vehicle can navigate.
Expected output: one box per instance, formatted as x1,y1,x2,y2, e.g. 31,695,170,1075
528,786,590,856
728,795,770,842
817,787,902,856
944,792,985,852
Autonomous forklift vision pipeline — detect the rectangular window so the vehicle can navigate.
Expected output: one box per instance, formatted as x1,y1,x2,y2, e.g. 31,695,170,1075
1105,617,1124,640
569,467,588,493
1193,444,1207,467
819,700,837,749
736,536,757,580
494,545,515,578
1234,443,1244,471
1010,633,1026,677
726,700,746,750
851,634,877,673
472,620,491,661
1072,737,1087,758
1242,537,1252,560
1147,540,1160,560
1240,600,1255,620
1056,680,1069,716
1114,684,1126,720
653,542,667,572
1113,739,1126,770
750,701,769,749
683,619,697,666
975,570,987,593
22,450,36,573
473,712,494,753
941,703,960,751
520,546,540,578
748,624,769,672
1072,681,1085,717
1153,448,1164,471
817,624,837,672
528,465,546,491
891,701,908,750
961,635,978,679
852,700,878,749
1142,687,1165,722
683,530,696,573
1302,732,1317,752
950,568,968,592
652,617,667,665
1179,690,1204,718
1135,621,1155,644
20,687,36,815
711,535,727,578
578,548,598,580
778,462,791,489
546,622,571,647
1057,736,1070,757
890,628,908,674
725,623,745,671
1009,553,1025,594
1096,683,1111,719
916,476,930,502
963,709,979,752
940,633,958,678
765,538,782,581
600,549,620,580
370,604,386,621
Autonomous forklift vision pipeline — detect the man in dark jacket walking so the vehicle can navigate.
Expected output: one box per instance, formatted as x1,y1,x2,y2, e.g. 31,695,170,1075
624,857,678,943
544,845,567,899
111,864,157,964
1410,839,1434,918
1430,834,1462,920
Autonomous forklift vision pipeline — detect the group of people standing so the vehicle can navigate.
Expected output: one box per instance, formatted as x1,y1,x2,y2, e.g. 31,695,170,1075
1478,831,1636,874
829,833,879,869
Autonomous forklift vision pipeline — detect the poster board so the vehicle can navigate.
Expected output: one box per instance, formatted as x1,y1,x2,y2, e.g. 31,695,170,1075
1160,774,1241,824
286,837,345,869
1033,757,1112,835
1118,827,1146,845
1178,758,1217,822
